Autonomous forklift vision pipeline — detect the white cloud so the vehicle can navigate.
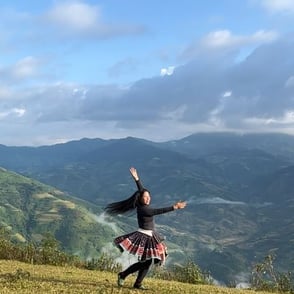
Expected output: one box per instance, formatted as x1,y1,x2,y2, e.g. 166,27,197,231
181,29,278,61
91,212,119,233
13,108,26,117
0,56,43,83
0,107,26,120
285,76,294,88
0,87,12,99
283,111,294,123
45,1,101,32
188,197,246,205
160,66,175,76
161,105,187,120
202,29,278,49
223,91,232,98
202,30,236,48
208,95,228,127
261,0,294,13
42,1,145,39
251,30,279,42
245,110,294,126
11,56,40,79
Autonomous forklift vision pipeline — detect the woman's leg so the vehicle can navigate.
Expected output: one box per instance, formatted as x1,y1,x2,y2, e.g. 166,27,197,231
133,259,153,288
120,261,142,278
119,259,152,280
118,262,141,287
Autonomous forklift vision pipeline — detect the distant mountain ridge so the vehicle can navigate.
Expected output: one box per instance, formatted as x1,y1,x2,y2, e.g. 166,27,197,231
0,132,293,284
159,132,294,161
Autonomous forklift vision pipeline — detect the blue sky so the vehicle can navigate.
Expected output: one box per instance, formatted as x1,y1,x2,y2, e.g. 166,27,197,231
1,0,294,146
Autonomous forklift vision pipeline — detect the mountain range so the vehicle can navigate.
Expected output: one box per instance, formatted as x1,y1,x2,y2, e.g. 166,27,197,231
0,132,293,284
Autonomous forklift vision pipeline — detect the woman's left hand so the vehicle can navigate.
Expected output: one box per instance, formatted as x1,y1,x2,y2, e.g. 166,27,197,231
173,201,187,210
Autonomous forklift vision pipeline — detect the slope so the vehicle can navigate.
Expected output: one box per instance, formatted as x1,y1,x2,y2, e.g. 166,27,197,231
0,167,117,259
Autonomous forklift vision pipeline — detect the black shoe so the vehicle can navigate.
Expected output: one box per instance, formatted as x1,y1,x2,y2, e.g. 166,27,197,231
134,284,148,290
117,273,124,287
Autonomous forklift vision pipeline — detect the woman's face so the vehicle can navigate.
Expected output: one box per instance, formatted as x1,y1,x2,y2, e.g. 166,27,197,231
141,191,151,205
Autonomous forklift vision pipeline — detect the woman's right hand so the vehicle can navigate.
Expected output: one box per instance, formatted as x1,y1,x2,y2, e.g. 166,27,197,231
130,167,139,181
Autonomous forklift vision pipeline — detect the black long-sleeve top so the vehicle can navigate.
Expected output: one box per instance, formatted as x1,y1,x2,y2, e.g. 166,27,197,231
135,179,174,230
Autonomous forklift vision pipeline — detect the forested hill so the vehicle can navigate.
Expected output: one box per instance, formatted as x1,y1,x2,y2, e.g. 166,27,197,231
0,167,117,259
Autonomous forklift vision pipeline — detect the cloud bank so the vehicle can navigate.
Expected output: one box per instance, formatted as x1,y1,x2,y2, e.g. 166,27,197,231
2,33,294,145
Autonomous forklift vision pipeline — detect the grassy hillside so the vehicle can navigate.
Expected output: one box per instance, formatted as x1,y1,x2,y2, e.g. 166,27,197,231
0,260,272,294
0,167,117,259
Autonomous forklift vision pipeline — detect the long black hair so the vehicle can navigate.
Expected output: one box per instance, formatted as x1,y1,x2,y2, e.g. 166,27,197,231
104,188,149,215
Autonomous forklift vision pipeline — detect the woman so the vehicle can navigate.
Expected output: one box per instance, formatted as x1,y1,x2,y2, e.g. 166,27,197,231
105,167,186,290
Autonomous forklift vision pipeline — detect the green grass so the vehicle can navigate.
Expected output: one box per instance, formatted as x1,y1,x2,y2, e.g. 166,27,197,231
0,260,272,294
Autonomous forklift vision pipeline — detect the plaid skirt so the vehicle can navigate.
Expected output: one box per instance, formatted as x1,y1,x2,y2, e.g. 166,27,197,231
114,230,168,264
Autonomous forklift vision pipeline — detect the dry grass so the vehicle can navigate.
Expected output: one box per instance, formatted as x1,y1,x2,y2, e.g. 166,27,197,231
0,260,272,294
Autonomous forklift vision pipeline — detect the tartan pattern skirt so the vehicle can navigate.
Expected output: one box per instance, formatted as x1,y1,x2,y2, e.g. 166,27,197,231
114,230,168,264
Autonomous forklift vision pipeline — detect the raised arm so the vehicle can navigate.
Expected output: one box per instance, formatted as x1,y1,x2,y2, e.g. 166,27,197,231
149,201,187,215
139,201,187,217
130,167,144,191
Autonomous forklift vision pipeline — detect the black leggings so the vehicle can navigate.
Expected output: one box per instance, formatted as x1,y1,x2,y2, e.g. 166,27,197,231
120,259,153,286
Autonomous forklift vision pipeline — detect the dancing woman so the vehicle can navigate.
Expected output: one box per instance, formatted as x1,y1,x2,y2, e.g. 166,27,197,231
105,167,186,290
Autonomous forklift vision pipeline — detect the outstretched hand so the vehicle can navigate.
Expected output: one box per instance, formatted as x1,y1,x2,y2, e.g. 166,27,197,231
130,167,139,181
173,201,187,210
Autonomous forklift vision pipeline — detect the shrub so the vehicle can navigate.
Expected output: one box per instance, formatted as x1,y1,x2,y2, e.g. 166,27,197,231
172,260,209,284
151,259,210,285
251,252,294,293
0,229,80,267
85,253,122,273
